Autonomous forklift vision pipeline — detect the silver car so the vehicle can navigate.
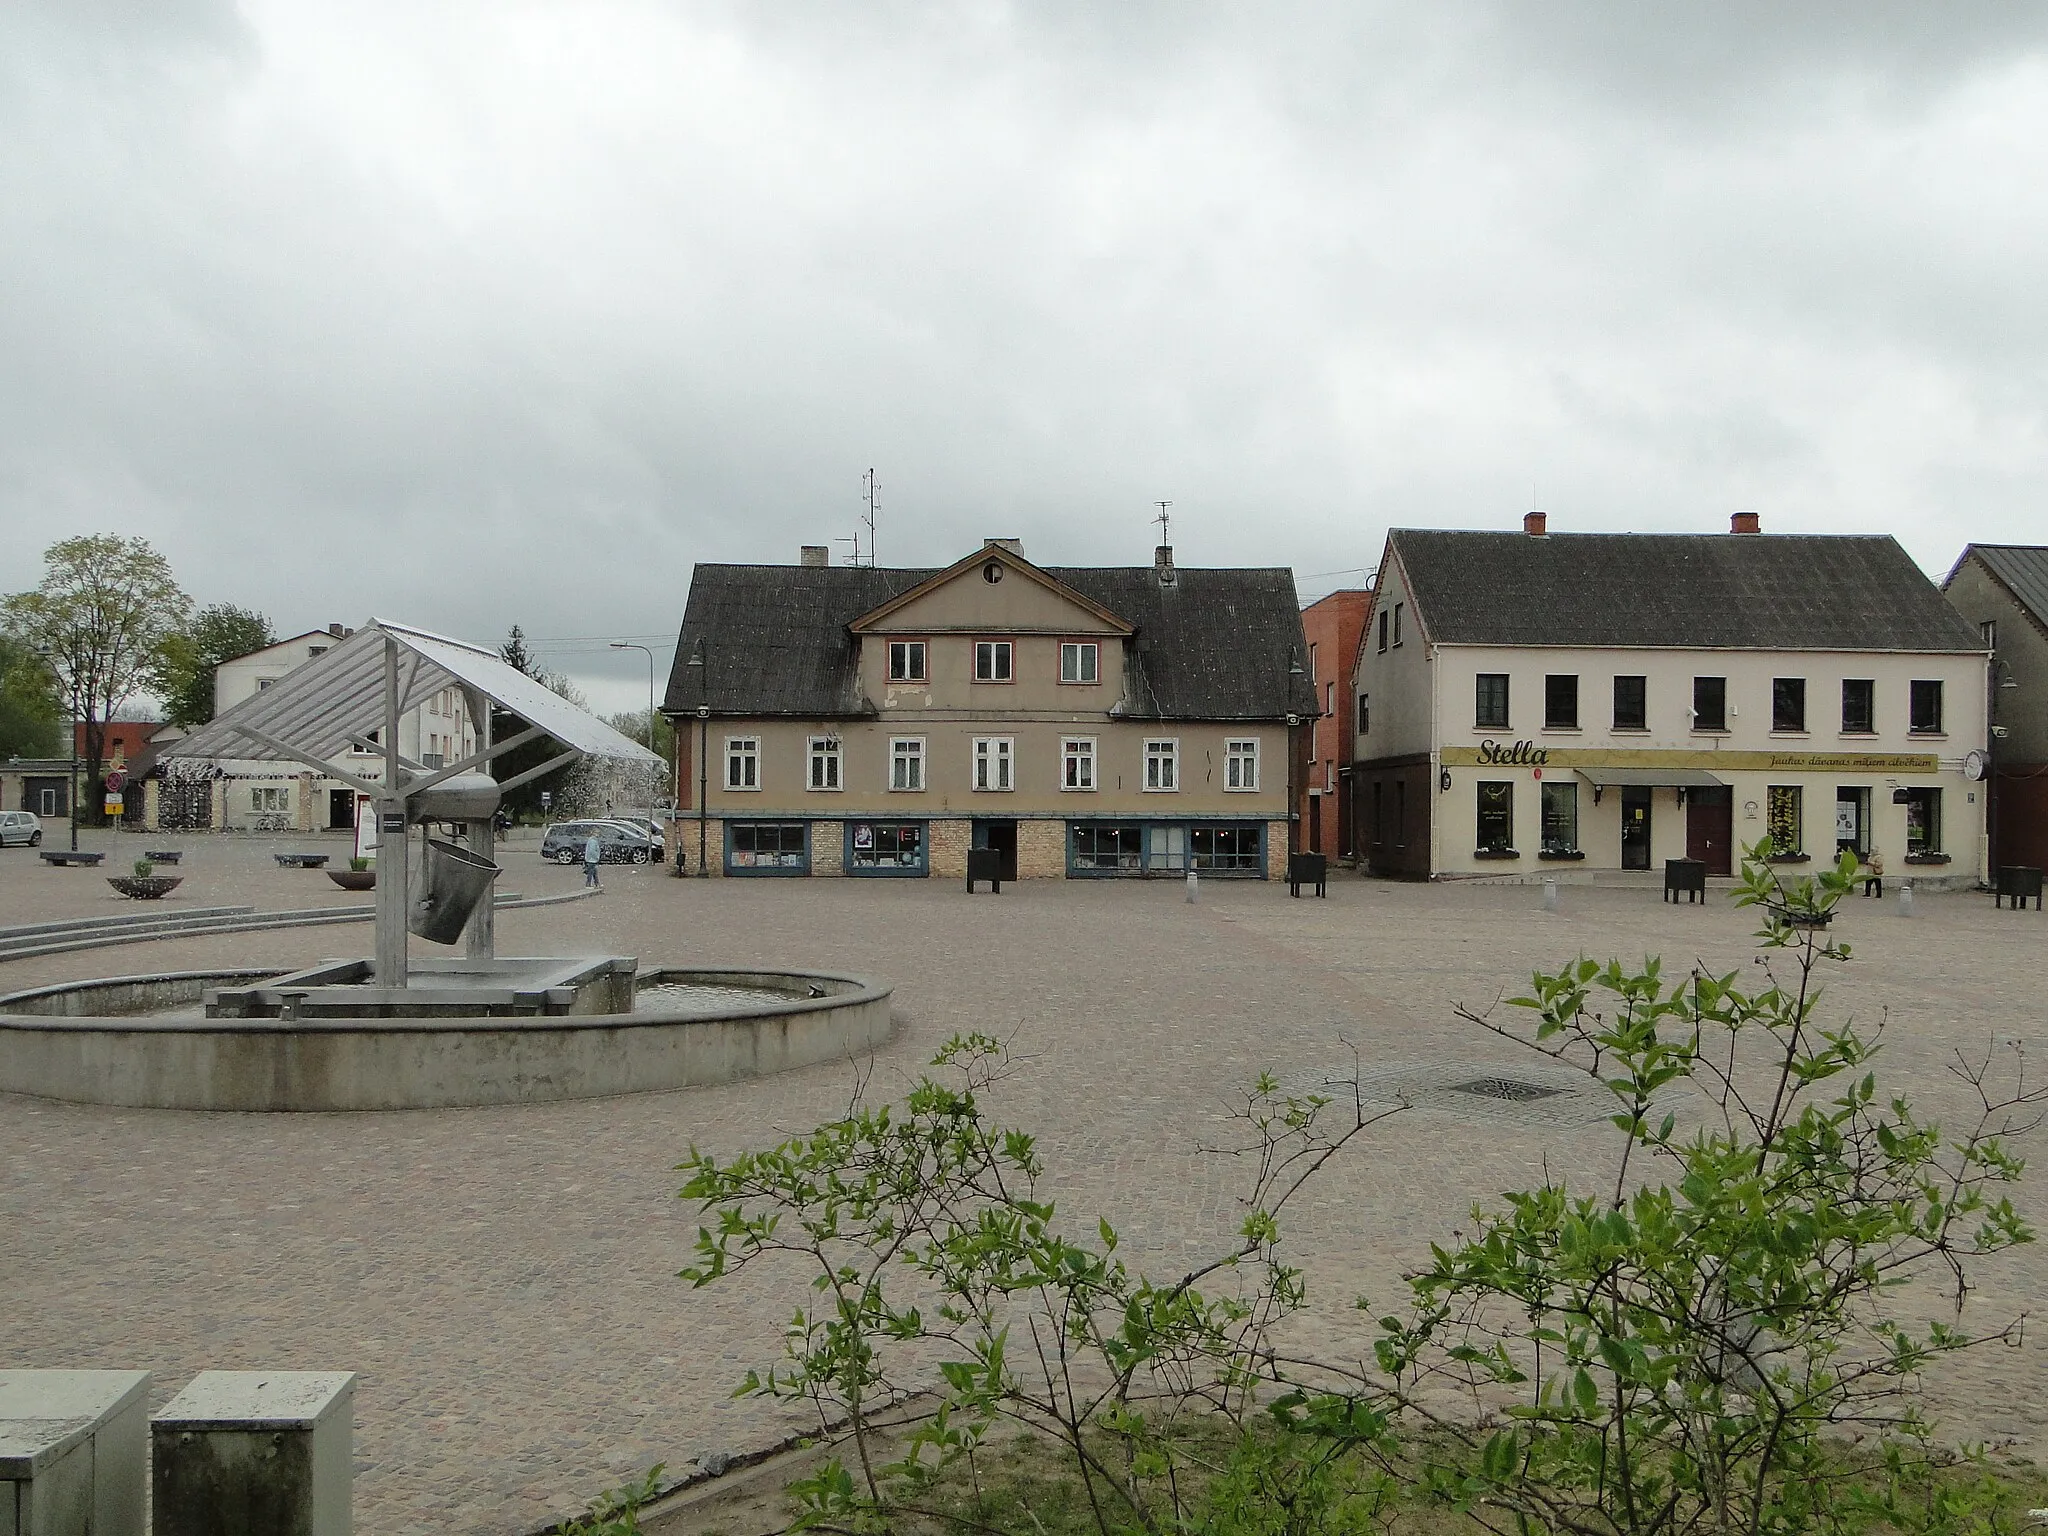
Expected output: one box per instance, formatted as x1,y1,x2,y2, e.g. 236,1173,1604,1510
0,810,44,847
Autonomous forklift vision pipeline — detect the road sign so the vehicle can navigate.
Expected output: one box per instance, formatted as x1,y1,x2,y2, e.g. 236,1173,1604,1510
105,769,126,791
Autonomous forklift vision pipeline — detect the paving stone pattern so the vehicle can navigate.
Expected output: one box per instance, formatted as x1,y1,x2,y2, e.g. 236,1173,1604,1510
3,838,2045,1533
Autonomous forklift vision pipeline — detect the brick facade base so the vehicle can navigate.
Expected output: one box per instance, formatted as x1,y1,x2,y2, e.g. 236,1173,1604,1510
1018,820,1065,877
1265,821,1289,880
929,819,971,879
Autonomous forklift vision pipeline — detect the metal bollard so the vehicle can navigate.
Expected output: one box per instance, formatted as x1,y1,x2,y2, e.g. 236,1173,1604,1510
1897,881,1914,917
1542,877,1559,912
1185,867,1198,903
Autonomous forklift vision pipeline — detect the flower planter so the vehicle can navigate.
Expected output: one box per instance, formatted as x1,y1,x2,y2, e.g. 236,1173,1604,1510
327,870,377,892
107,875,183,900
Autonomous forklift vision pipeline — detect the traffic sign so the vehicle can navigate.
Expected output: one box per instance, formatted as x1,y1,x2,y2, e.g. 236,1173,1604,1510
105,769,127,791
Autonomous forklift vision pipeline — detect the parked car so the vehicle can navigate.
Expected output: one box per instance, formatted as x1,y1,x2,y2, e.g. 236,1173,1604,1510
603,816,667,852
540,820,657,865
0,811,43,847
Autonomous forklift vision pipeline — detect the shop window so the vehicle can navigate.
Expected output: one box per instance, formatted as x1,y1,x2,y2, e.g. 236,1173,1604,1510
1909,680,1944,735
1225,738,1259,791
1772,678,1806,732
888,641,927,682
1841,679,1875,734
1191,824,1262,873
1834,786,1871,856
1071,823,1142,872
808,736,842,791
1903,787,1942,855
1692,676,1727,732
1476,781,1514,853
889,737,925,791
1062,737,1096,791
1613,675,1647,730
1539,781,1577,855
728,821,807,872
848,821,924,874
1767,785,1803,855
724,737,759,791
1144,739,1178,791
1147,824,1187,872
1475,674,1510,730
972,736,1014,791
1059,641,1099,684
1544,674,1579,730
973,641,1012,682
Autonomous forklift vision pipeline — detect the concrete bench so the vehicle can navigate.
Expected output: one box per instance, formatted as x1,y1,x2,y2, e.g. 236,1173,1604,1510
273,853,330,869
1,1368,150,1536
142,850,184,864
153,1371,355,1536
36,850,105,867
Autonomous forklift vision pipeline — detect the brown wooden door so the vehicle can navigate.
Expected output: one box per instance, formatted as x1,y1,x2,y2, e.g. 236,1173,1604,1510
1685,787,1734,875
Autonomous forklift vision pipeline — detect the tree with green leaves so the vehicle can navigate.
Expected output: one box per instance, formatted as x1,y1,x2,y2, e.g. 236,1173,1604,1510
1,535,190,822
156,603,275,727
0,633,65,758
492,625,584,820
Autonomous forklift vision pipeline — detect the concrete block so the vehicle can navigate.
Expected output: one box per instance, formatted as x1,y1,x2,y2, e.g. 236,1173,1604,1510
151,1372,354,1536
0,1369,151,1536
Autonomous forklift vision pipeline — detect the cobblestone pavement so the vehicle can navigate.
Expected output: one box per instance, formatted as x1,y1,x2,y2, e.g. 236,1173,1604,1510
4,846,2045,1534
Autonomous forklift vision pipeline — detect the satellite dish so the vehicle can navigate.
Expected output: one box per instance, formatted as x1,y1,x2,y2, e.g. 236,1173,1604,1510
1963,749,1987,781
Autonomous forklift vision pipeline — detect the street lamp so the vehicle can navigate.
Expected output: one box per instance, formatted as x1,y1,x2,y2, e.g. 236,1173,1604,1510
34,644,79,852
1987,658,2020,870
608,642,659,840
687,639,709,878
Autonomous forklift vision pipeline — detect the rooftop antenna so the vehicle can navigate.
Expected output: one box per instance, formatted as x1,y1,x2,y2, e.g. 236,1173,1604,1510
1154,500,1172,547
835,534,861,566
861,468,880,567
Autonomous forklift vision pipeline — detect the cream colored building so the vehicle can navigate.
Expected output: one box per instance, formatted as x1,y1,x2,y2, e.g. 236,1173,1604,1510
151,625,478,833
1353,515,1991,886
665,540,1316,878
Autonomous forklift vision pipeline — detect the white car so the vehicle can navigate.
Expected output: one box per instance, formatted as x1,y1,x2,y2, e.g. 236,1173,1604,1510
0,810,44,847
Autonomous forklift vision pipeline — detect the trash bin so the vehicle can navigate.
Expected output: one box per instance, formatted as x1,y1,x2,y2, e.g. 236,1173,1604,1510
411,837,501,944
1287,852,1327,897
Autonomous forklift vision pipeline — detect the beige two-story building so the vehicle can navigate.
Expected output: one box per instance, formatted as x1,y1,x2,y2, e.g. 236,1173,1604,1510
665,539,1316,878
1352,514,1990,884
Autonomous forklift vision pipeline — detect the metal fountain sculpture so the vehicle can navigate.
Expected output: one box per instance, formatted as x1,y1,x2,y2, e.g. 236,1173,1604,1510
164,620,663,1015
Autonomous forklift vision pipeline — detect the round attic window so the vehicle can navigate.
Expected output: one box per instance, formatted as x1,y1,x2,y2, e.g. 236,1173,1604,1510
982,561,1004,584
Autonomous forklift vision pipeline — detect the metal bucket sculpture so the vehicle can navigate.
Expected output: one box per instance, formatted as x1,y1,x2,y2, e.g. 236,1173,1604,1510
410,838,502,945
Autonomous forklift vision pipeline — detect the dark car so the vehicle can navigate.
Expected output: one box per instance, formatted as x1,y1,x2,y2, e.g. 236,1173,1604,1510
541,820,657,865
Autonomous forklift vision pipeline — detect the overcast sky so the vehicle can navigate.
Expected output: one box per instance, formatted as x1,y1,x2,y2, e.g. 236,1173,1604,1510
4,2,2045,714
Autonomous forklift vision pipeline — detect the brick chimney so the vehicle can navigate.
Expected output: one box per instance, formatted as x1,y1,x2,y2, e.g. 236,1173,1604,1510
327,622,345,636
1731,511,1760,534
800,545,830,567
1154,542,1177,586
1524,510,1548,537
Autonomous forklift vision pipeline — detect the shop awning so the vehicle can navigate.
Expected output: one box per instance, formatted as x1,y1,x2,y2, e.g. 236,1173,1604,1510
1575,767,1727,789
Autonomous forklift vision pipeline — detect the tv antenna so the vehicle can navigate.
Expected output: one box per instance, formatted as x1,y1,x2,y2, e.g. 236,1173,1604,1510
861,467,880,566
1153,500,1172,546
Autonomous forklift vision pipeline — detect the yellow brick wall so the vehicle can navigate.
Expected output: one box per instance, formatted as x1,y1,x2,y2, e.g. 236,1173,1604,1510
1265,821,1289,880
1018,820,1066,877
929,818,971,878
811,821,845,876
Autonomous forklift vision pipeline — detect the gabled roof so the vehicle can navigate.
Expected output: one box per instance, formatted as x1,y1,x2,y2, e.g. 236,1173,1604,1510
221,629,348,666
1946,545,2048,636
1387,530,1984,652
665,559,1318,721
849,545,1134,635
169,620,661,767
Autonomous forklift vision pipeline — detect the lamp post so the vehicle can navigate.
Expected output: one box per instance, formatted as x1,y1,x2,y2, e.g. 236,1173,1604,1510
608,642,659,840
34,644,79,852
1988,657,2019,872
687,639,710,877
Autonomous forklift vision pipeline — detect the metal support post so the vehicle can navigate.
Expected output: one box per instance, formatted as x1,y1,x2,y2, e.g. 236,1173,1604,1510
374,635,409,988
461,684,495,961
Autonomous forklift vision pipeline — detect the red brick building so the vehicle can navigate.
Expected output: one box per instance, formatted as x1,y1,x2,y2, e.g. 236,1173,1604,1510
1298,587,1374,860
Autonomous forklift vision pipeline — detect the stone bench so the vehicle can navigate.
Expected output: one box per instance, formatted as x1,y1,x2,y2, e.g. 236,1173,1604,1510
36,850,105,867
153,1371,355,1536
142,849,184,864
1,1368,150,1536
273,852,330,869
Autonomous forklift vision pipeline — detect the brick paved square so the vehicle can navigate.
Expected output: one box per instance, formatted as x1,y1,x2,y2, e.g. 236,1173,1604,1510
4,838,2044,1533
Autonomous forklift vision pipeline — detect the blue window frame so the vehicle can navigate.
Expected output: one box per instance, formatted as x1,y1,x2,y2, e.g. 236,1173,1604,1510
1065,821,1266,878
844,819,928,877
725,820,809,876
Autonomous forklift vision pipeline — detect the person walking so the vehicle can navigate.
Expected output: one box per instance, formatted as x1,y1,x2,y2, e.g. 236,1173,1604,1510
583,830,603,888
1861,849,1884,899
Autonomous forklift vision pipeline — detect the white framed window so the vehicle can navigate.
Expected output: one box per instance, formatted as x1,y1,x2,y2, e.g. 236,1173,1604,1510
725,736,760,791
973,640,1013,682
1144,738,1179,792
889,737,925,791
808,735,842,791
1225,738,1259,791
1062,737,1097,791
887,640,927,682
972,736,1015,791
251,785,290,814
1059,641,1099,684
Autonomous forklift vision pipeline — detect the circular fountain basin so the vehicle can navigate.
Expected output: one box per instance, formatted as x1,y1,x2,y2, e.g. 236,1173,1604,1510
0,966,892,1112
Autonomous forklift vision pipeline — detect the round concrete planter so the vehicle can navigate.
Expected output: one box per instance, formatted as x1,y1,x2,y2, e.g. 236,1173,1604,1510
327,870,377,891
106,876,183,900
0,965,893,1112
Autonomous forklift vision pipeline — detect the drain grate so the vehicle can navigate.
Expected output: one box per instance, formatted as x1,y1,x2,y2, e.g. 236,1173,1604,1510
1450,1076,1567,1103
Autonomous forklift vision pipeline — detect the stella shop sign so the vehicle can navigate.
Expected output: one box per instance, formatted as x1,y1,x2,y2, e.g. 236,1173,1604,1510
1476,739,1549,766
